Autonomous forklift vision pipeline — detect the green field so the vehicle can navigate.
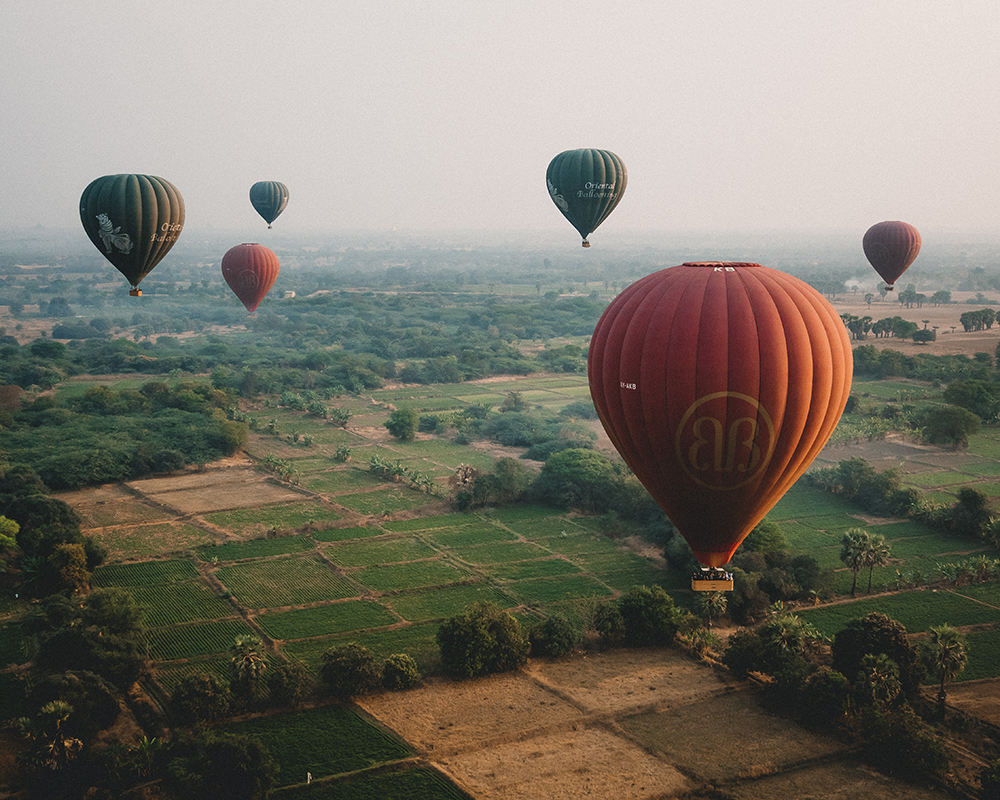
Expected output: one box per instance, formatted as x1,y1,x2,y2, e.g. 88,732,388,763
222,704,413,787
215,555,363,608
277,767,472,800
256,601,397,640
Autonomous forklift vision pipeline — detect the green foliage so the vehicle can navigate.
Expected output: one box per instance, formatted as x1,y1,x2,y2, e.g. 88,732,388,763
722,628,765,678
923,404,981,448
26,671,120,743
165,730,278,800
529,612,579,657
384,407,418,441
617,585,683,647
436,601,529,678
982,758,1000,800
265,660,310,707
171,672,232,724
320,642,383,696
853,705,949,778
832,612,924,700
382,653,421,690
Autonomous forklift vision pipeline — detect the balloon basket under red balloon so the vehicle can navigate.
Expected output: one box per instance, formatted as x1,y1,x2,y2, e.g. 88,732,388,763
691,568,734,592
581,240,590,248
129,288,142,297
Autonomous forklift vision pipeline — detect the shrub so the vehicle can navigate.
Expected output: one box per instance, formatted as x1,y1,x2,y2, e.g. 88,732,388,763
722,628,766,679
266,660,310,707
593,603,625,647
382,654,420,690
854,705,949,778
801,669,851,725
617,585,682,647
319,643,382,697
530,613,578,657
832,613,924,700
171,673,231,724
436,602,529,678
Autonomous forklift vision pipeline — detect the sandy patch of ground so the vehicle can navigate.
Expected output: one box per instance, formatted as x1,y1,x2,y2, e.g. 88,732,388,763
127,467,306,514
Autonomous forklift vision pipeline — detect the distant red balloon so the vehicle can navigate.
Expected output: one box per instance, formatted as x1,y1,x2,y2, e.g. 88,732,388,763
221,243,279,313
863,221,921,289
589,262,853,567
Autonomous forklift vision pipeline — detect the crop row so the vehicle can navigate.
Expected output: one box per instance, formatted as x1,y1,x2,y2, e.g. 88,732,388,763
216,556,363,609
148,618,256,661
93,558,199,587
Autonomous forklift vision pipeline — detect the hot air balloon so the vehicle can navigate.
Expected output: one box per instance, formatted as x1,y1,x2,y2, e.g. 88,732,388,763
546,149,626,247
79,174,184,296
863,221,921,290
221,243,280,313
588,262,852,589
249,181,289,228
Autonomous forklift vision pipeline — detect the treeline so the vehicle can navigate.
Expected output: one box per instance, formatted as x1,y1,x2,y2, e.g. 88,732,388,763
0,381,247,490
852,344,998,381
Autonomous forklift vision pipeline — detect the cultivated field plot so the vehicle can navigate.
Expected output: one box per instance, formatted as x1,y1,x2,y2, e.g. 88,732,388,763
131,468,307,513
215,555,363,609
222,704,413,788
324,536,441,567
93,558,199,587
352,560,471,592
91,521,214,560
204,502,342,535
283,621,443,673
73,499,173,529
388,584,514,622
333,486,435,515
128,580,236,627
149,618,257,661
255,600,397,640
304,468,385,494
196,534,315,562
277,767,473,800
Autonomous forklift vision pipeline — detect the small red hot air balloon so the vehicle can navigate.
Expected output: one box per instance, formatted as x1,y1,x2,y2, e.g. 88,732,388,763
863,221,921,290
589,262,852,586
221,243,279,313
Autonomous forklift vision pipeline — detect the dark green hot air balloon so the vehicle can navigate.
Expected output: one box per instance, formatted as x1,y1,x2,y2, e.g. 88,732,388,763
249,181,289,228
79,174,185,296
546,149,627,247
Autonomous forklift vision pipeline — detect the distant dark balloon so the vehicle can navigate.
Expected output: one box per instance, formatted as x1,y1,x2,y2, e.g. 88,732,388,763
546,149,626,247
863,221,921,289
589,262,852,568
79,174,185,295
249,181,289,228
221,243,280,313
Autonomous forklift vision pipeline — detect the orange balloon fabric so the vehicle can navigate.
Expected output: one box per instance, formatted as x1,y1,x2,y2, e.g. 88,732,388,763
588,262,853,567
221,243,280,313
863,221,921,287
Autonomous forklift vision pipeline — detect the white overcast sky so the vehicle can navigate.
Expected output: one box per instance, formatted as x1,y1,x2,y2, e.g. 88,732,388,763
2,0,999,238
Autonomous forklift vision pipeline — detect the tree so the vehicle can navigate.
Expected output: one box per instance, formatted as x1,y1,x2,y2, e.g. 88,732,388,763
171,673,231,724
923,405,980,449
617,585,683,646
855,652,902,707
384,407,418,441
696,591,727,628
230,635,267,703
530,448,617,511
500,390,526,412
17,699,83,772
921,624,967,718
165,731,277,800
26,671,120,744
864,532,891,593
265,660,310,707
840,528,869,597
320,643,382,696
832,612,924,699
382,654,420,690
437,602,529,678
529,613,579,657
47,542,91,594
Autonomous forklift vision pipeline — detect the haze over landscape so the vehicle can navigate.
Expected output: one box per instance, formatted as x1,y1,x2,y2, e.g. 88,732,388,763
3,0,1000,237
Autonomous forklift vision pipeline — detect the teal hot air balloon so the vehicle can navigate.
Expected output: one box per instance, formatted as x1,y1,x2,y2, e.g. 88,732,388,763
80,174,185,296
546,149,627,247
250,181,289,228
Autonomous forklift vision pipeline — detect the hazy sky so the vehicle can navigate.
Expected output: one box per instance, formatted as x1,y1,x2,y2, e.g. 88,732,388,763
3,0,999,239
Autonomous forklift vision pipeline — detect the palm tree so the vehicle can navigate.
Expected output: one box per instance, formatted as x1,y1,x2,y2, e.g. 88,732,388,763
840,528,870,597
864,533,891,593
922,624,968,718
231,635,268,701
856,653,901,707
697,592,727,628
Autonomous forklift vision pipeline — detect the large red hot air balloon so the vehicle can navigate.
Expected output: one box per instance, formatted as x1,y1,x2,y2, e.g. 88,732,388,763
589,262,852,579
863,221,921,290
221,243,280,313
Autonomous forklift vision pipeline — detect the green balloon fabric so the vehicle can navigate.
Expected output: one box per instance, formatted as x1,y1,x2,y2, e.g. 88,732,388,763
79,174,184,294
546,149,627,246
249,181,289,227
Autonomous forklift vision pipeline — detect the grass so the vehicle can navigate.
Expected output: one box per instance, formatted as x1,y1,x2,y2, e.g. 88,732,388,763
256,601,397,640
485,558,583,581
382,513,480,532
305,469,385,494
311,525,386,542
452,540,550,565
215,556,363,608
196,535,315,562
75,502,172,529
92,558,199,587
425,524,514,548
222,704,412,787
957,627,1000,682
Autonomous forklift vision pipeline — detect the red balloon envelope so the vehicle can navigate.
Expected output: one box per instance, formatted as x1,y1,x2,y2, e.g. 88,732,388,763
221,243,279,313
589,262,853,567
863,221,921,289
